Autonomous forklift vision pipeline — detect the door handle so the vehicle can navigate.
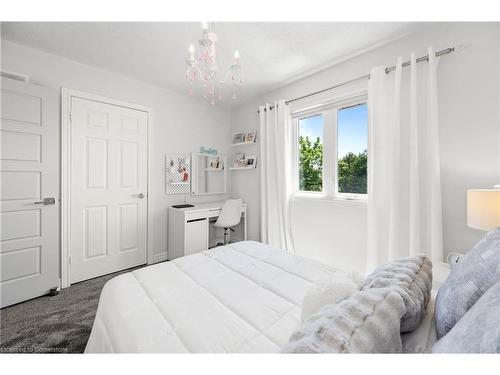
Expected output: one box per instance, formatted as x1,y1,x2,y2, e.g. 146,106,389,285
132,193,145,199
34,198,56,205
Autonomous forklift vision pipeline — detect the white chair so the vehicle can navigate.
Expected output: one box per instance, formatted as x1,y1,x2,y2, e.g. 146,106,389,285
213,199,243,245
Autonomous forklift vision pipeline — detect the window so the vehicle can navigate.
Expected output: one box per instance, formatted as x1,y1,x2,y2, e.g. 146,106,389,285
298,115,323,192
293,96,368,198
337,103,368,194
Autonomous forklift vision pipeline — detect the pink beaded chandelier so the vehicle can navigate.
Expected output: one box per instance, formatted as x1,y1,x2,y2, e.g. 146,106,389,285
185,22,242,105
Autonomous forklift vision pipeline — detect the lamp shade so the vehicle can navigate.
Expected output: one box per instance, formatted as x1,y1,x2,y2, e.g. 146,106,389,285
467,189,500,231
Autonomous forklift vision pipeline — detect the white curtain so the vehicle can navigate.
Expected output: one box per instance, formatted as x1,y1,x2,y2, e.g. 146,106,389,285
259,100,295,252
367,47,443,271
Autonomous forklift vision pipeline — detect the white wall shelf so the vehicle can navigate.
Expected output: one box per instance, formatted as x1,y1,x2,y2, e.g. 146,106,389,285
229,141,257,147
229,166,257,170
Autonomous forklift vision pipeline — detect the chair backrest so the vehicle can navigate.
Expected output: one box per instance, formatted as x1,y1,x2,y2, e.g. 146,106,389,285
215,199,243,228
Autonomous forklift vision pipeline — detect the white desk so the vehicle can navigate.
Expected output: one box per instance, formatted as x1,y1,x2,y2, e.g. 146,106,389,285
168,201,247,260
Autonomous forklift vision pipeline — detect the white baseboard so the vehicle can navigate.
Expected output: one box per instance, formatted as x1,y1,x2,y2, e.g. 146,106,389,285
152,251,169,264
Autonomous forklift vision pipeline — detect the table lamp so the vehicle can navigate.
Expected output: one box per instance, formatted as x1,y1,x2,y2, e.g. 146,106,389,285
447,185,500,267
467,185,500,231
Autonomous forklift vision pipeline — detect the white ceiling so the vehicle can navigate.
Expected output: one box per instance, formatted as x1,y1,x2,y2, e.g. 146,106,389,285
1,22,421,106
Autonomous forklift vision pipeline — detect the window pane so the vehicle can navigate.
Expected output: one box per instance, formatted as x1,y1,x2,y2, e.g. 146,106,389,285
298,114,323,192
337,104,368,194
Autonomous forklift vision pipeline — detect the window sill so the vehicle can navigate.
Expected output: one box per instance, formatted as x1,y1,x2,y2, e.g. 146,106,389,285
292,192,368,204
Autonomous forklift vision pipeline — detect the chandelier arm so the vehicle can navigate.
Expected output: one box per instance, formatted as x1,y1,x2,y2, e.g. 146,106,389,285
218,70,231,85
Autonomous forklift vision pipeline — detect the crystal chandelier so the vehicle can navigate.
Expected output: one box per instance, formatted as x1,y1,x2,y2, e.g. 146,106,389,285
185,22,242,105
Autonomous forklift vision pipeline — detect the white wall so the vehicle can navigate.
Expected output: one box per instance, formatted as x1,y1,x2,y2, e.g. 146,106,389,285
1,39,232,263
2,23,499,275
230,23,500,273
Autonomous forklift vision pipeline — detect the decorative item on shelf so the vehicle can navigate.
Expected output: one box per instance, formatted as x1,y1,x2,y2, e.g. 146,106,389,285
207,155,224,170
185,22,242,105
199,146,218,155
233,153,245,168
245,155,256,168
233,132,246,144
230,130,257,147
245,130,257,143
231,153,257,170
165,154,191,194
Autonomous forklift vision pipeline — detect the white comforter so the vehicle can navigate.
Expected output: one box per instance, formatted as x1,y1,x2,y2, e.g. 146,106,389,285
85,241,340,353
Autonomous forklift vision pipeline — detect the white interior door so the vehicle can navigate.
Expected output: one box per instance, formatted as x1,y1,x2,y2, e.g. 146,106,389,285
69,96,148,284
0,78,59,308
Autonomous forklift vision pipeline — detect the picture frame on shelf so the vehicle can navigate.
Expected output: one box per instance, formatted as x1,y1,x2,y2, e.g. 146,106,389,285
233,132,246,143
233,153,245,167
246,130,257,143
207,156,223,169
246,156,256,168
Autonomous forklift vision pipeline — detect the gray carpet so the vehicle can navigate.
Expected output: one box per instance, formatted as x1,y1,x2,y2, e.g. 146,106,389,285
0,265,144,354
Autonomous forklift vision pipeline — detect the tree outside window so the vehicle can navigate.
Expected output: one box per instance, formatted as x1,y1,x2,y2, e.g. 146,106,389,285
298,135,323,192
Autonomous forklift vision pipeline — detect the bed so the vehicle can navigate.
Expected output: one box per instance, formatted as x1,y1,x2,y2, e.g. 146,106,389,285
85,241,340,353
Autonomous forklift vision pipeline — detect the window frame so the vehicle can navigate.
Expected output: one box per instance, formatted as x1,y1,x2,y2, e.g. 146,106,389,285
292,92,368,201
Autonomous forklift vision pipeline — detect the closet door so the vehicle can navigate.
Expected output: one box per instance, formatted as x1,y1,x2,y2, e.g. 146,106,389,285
0,78,59,308
69,97,148,284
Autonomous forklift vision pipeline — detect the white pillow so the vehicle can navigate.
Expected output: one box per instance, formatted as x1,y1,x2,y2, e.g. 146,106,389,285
301,272,360,322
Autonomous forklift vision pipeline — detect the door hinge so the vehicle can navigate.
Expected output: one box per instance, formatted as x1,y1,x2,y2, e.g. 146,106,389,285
69,112,72,122
68,255,72,265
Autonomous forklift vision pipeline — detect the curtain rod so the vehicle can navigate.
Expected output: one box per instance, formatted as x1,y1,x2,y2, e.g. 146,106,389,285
257,46,456,114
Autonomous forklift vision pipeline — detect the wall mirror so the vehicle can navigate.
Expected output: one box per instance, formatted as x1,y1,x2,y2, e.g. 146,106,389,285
190,153,227,195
